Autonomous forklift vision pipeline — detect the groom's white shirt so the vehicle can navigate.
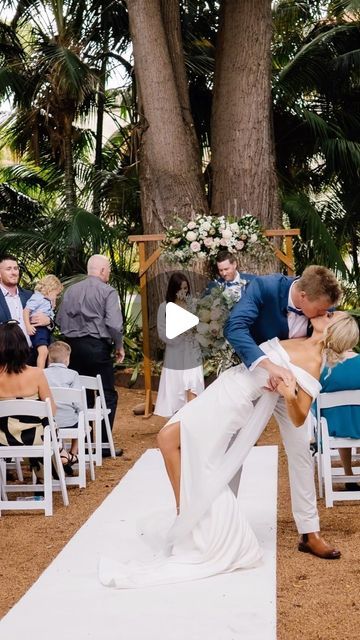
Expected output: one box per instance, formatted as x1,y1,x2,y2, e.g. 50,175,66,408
287,282,309,338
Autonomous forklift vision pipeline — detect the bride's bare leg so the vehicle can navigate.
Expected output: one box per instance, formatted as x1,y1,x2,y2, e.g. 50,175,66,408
186,390,196,402
157,421,181,511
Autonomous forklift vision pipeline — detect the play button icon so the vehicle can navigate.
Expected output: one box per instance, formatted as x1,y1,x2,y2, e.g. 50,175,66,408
165,302,199,339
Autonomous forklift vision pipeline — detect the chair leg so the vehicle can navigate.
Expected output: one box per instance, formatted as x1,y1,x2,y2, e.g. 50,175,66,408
52,442,69,507
43,428,53,516
84,423,95,482
0,459,7,502
321,420,334,508
103,408,116,458
15,458,24,482
95,400,102,467
77,415,88,486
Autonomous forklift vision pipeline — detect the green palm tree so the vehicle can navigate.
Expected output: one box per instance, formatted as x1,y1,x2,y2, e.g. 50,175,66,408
272,1,360,296
0,0,100,211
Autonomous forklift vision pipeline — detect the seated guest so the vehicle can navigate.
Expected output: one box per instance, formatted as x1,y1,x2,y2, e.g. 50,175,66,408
320,351,360,490
44,341,81,466
24,274,63,368
0,321,73,475
204,250,255,296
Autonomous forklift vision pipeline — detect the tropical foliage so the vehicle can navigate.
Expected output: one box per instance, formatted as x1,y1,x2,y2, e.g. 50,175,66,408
0,0,359,337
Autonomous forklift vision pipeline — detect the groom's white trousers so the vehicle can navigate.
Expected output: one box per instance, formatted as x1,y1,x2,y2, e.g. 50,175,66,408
230,396,319,534
274,398,319,534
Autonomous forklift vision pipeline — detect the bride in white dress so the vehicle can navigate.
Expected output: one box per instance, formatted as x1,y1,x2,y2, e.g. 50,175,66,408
99,311,358,588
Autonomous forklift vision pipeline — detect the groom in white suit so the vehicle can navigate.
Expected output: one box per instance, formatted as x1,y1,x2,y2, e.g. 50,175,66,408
224,265,342,559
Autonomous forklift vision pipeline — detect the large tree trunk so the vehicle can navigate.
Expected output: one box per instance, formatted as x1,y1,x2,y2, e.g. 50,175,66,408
126,0,208,233
127,0,208,353
160,0,204,177
211,0,280,237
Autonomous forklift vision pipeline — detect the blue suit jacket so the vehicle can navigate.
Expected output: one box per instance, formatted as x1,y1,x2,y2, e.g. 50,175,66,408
0,286,32,324
224,274,299,368
204,272,256,296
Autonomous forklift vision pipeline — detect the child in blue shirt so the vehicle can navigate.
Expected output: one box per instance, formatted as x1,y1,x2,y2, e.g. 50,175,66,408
24,274,63,368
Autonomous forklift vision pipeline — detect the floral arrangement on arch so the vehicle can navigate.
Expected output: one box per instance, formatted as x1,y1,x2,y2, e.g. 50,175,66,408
162,213,270,265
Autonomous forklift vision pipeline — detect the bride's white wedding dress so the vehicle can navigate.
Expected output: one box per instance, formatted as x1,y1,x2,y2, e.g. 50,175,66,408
99,338,321,589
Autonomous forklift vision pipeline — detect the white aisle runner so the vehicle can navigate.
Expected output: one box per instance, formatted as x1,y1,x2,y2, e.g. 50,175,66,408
0,446,278,640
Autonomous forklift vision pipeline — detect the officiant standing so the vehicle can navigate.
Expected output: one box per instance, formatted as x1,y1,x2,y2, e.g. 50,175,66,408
224,264,343,559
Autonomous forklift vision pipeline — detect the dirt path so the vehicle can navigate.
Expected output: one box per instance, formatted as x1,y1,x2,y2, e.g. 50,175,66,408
1,387,359,638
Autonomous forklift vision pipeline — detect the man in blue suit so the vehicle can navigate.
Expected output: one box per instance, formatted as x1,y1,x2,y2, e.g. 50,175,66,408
224,264,343,559
0,254,51,359
204,250,256,297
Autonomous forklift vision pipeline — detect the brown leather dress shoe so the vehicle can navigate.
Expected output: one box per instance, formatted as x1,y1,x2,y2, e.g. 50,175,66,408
298,532,341,559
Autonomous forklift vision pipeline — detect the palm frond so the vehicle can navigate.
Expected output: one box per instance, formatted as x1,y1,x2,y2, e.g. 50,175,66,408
282,191,349,276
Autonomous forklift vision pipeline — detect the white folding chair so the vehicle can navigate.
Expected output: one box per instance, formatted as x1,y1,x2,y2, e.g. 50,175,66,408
78,375,116,466
0,398,69,516
50,387,96,487
316,390,360,507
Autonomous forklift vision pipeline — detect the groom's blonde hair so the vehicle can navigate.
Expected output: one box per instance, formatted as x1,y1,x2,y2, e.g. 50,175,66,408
297,265,342,304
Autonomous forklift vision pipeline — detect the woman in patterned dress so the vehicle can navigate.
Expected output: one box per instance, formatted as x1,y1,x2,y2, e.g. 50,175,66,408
0,321,73,474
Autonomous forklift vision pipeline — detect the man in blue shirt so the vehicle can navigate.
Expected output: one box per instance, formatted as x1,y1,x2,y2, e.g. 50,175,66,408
204,250,255,297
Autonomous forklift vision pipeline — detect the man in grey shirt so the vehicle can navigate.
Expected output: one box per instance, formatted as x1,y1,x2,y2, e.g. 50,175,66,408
56,254,125,456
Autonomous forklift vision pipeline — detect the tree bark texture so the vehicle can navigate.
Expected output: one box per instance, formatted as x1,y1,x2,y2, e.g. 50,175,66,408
160,0,204,175
211,0,281,230
126,0,208,235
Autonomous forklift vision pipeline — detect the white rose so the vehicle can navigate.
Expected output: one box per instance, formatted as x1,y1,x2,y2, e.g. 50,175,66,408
210,308,222,321
209,320,221,336
213,237,221,246
186,230,197,242
204,237,214,248
198,309,211,322
197,322,210,335
202,221,211,231
187,221,197,230
230,222,239,233
220,238,229,246
250,233,258,242
190,241,201,252
221,228,232,239
196,334,211,348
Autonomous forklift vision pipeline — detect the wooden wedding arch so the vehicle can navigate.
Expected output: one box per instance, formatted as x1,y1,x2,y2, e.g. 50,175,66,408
128,228,300,417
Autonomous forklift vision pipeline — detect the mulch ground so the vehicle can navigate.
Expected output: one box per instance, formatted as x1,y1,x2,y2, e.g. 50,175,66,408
1,386,360,638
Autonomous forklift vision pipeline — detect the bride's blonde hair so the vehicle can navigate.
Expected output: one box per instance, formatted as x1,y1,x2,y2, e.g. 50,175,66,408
323,313,359,366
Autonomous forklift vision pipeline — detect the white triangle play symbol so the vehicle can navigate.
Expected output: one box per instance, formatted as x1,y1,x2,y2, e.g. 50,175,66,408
165,302,199,339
